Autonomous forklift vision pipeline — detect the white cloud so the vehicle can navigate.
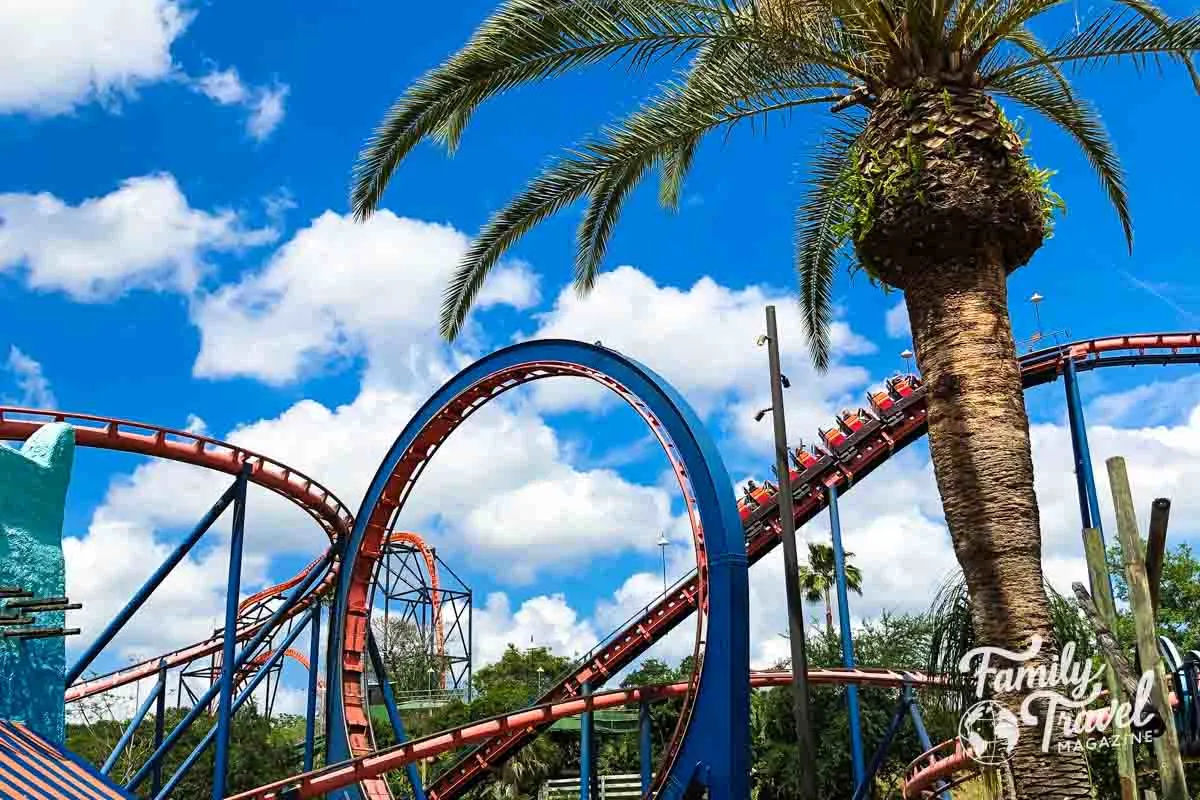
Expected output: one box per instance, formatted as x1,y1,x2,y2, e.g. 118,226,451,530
0,0,192,115
0,174,277,300
885,299,910,339
192,210,539,386
473,592,600,667
3,346,57,407
194,68,289,141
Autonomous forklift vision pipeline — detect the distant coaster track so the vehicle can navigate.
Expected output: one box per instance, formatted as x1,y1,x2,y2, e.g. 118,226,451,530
5,332,1200,800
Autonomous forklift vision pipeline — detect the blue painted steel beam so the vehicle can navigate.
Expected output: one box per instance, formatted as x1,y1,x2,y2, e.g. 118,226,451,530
581,682,594,800
153,659,168,795
67,478,239,685
366,630,426,800
152,607,317,800
304,606,321,772
1063,358,1105,535
101,676,164,775
907,695,950,800
213,466,249,800
639,699,652,793
326,340,749,800
828,484,865,790
851,687,911,800
126,546,332,792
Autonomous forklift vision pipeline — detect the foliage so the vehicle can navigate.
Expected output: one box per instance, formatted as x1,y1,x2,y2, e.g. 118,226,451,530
373,616,444,694
1106,540,1200,652
66,702,300,799
350,0,1200,367
796,541,863,637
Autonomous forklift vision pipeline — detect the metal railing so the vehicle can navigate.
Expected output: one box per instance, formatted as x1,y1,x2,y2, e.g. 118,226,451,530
538,773,648,800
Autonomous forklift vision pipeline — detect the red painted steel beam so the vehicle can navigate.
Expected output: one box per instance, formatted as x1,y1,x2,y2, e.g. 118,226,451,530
227,668,947,800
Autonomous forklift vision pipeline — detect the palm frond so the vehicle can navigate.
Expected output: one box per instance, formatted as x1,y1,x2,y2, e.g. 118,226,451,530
988,8,1200,78
351,0,739,220
576,157,655,292
987,67,1132,249
658,133,702,210
793,120,862,372
439,65,847,339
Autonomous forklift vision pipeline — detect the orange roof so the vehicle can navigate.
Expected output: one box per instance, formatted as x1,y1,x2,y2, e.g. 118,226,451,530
0,720,135,799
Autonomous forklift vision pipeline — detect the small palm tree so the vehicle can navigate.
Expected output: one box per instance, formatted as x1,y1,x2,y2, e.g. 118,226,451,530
351,2,1200,795
796,541,862,638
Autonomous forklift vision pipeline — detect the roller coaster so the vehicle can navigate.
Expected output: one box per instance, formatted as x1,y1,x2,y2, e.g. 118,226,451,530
4,332,1200,799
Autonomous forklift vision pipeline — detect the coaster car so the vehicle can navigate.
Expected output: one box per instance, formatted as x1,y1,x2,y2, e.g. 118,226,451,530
868,374,924,421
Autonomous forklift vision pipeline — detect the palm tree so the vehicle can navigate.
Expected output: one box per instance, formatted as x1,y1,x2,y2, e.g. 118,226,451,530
349,2,1200,794
796,541,862,638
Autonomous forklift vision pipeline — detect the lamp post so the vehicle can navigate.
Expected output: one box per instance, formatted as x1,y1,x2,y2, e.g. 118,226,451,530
901,349,914,374
756,305,818,800
536,666,545,694
427,667,435,695
656,533,669,593
1030,292,1045,337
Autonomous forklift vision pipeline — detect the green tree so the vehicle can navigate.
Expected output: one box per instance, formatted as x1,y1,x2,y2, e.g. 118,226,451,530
796,541,863,638
373,616,441,694
1106,540,1200,652
350,6,1200,795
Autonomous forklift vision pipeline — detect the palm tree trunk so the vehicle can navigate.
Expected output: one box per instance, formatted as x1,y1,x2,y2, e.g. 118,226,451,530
903,250,1091,798
823,589,834,640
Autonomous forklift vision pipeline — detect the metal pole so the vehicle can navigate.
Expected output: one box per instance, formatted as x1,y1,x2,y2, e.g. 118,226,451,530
126,542,332,792
1063,358,1104,537
851,687,911,800
368,631,427,800
639,699,652,793
580,681,594,800
908,698,951,800
67,479,238,685
213,465,249,800
152,659,168,794
152,608,315,800
764,305,818,799
466,594,473,703
101,675,164,775
828,485,865,790
304,605,321,772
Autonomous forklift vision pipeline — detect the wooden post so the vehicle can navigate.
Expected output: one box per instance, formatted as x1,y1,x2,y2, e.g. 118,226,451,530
1081,527,1139,800
1106,457,1188,800
1146,498,1170,617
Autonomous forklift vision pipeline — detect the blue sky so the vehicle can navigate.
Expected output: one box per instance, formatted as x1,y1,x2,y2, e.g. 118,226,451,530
3,0,1200,713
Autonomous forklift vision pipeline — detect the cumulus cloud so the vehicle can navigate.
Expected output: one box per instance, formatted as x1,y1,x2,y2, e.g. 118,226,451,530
194,68,289,141
3,346,56,407
0,174,277,300
0,0,191,115
885,299,910,339
192,211,540,386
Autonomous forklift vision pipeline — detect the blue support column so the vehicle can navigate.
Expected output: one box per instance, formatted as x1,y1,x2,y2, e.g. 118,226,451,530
304,605,321,772
367,631,427,800
1063,357,1105,535
828,484,865,790
581,682,594,800
212,465,249,800
153,608,315,800
908,695,951,800
639,699,652,793
851,687,911,800
126,546,331,792
152,659,168,795
101,676,163,775
67,479,239,685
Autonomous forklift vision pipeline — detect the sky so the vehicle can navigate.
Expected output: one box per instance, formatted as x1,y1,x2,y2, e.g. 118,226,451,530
2,0,1200,720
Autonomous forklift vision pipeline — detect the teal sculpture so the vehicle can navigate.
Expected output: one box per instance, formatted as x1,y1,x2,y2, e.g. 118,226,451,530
0,423,75,745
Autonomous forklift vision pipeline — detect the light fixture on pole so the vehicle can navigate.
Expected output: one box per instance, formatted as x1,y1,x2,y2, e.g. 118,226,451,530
754,407,772,422
900,349,914,374
756,305,818,800
656,533,669,593
536,665,545,693
1030,292,1044,338
427,666,435,694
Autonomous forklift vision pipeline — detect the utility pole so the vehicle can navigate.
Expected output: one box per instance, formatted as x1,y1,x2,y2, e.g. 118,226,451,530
657,532,669,593
759,305,818,799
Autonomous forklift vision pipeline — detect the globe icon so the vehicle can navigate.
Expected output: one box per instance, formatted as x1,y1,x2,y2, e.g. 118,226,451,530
959,700,1020,766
